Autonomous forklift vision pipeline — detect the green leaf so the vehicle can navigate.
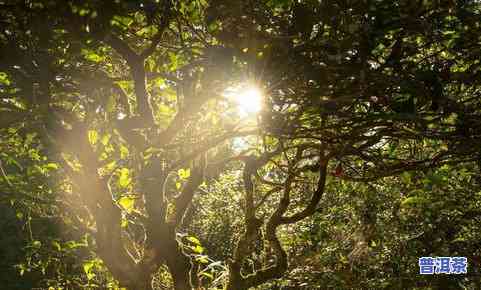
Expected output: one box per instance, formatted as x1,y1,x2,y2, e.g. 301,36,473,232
136,25,158,37
0,72,11,85
44,163,59,170
17,264,26,276
120,145,129,159
154,77,166,88
118,168,131,188
191,245,204,254
105,160,117,172
134,12,145,23
111,15,134,28
168,52,179,71
88,130,98,145
83,261,96,280
81,49,105,63
101,134,111,146
32,240,42,248
118,196,135,213
178,168,191,179
196,256,209,264
187,236,201,245
401,196,428,207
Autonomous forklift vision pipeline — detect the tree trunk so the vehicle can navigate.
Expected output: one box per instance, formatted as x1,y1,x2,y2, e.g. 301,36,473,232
157,225,192,290
130,279,154,290
166,249,192,290
226,262,247,290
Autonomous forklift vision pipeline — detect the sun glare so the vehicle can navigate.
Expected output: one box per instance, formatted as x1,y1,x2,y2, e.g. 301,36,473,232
226,85,263,116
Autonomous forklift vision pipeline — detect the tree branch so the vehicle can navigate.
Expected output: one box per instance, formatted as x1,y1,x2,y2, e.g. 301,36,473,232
167,129,257,172
140,0,173,59
173,158,205,226
234,169,295,289
104,34,154,125
280,158,328,224
43,114,141,287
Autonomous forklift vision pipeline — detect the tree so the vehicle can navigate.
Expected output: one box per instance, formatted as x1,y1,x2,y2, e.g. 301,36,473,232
1,0,480,289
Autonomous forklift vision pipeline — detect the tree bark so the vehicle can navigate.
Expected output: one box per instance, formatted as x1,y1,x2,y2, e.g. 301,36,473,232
164,234,193,290
129,277,154,290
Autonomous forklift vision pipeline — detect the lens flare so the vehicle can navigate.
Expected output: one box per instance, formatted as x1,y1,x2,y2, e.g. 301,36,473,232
233,86,263,115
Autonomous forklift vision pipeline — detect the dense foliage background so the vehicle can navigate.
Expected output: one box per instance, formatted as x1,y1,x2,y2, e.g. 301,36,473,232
1,0,481,289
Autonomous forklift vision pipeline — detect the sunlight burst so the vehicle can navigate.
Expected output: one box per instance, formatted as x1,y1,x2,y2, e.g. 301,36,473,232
226,85,263,116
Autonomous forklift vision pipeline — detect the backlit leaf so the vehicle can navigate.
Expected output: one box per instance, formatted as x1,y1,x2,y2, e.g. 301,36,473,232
119,168,131,188
118,196,135,213
88,130,98,145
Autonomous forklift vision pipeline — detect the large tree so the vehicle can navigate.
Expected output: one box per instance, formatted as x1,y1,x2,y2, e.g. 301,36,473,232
1,0,480,289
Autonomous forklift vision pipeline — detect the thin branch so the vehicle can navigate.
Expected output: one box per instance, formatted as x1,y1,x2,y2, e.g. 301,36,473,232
0,159,14,188
167,129,257,171
254,187,281,210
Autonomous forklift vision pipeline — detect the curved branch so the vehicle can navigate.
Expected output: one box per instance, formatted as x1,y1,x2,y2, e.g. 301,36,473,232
280,158,328,224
